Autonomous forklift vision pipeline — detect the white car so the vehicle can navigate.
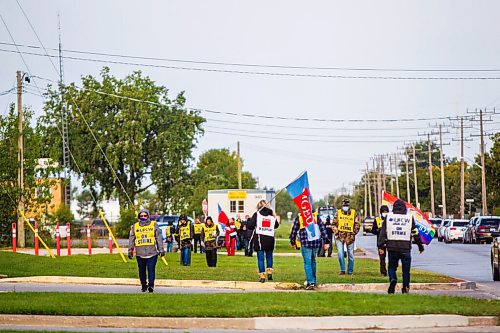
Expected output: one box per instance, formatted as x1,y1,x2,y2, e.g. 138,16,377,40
437,219,451,242
444,219,469,243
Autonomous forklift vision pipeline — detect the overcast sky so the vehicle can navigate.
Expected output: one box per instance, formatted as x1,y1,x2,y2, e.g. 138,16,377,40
1,0,499,199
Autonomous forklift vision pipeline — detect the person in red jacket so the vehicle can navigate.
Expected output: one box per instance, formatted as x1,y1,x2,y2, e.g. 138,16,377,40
225,218,237,256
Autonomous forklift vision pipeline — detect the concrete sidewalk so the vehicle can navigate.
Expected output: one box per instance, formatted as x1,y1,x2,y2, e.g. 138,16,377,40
0,314,497,331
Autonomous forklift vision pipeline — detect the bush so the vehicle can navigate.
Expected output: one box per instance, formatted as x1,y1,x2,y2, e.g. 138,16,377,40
114,208,136,238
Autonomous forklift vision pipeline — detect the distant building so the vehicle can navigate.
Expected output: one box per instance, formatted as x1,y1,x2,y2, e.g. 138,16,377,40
207,189,275,220
26,177,66,221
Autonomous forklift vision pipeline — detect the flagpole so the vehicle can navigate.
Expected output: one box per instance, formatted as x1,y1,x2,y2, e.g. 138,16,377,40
261,170,306,211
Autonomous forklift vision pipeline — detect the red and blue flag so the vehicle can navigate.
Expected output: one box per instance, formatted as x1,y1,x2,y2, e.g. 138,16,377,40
217,204,229,229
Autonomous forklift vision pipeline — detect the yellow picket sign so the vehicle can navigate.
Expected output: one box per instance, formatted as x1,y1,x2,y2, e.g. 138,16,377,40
98,209,127,263
161,256,169,266
17,208,55,259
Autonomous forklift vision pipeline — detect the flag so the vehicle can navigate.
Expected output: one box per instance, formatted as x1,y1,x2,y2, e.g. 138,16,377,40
382,191,436,245
285,171,320,241
217,204,229,228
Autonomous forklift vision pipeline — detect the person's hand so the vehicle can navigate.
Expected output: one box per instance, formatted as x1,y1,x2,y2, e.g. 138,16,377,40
324,244,330,251
378,249,385,255
128,252,133,260
160,252,165,257
290,242,296,249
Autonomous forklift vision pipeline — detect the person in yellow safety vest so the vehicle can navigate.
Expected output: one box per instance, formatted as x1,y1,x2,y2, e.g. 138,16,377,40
128,209,164,293
202,216,220,267
165,225,173,253
175,214,194,266
332,198,360,275
371,205,390,276
193,218,204,254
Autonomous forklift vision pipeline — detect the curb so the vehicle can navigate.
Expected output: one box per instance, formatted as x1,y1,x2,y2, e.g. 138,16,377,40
0,314,496,330
0,276,473,292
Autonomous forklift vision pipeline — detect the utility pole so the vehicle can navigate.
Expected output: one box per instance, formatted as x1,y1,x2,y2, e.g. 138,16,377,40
427,134,435,217
389,154,394,195
378,156,383,205
16,71,25,248
366,165,373,216
381,155,386,193
405,151,411,205
439,125,447,218
364,172,368,219
460,118,465,219
372,159,379,210
479,110,488,215
412,144,419,209
237,141,242,189
394,153,400,197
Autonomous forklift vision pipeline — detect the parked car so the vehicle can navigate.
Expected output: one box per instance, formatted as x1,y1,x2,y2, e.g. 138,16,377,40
444,219,469,243
463,216,480,244
428,218,443,238
363,217,376,235
437,219,451,242
470,217,500,244
492,237,500,281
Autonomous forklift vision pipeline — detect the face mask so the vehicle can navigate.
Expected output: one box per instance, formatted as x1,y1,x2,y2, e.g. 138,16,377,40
342,206,349,212
381,213,387,218
139,216,148,222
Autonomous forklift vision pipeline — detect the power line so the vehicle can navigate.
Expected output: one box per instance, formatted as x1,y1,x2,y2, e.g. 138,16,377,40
3,47,500,80
2,41,500,73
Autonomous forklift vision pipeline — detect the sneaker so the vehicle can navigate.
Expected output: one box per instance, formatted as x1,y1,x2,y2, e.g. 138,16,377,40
141,286,147,292
305,283,315,290
148,286,154,293
347,272,353,275
311,283,317,289
338,271,346,275
267,274,273,281
388,279,397,294
402,286,410,294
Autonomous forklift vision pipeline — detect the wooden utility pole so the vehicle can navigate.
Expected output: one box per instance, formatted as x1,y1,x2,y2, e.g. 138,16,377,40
394,153,400,197
377,156,383,205
428,134,435,217
439,125,447,218
364,172,368,219
366,165,373,216
412,144,419,209
389,154,394,195
237,141,242,189
381,155,386,193
405,151,411,204
16,71,25,248
479,110,488,215
460,118,465,218
373,159,379,210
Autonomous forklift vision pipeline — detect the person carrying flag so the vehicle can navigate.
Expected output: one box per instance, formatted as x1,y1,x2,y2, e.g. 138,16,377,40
371,205,390,276
202,216,220,267
128,209,164,293
193,218,204,254
175,214,194,266
332,198,360,275
378,198,424,294
248,200,280,283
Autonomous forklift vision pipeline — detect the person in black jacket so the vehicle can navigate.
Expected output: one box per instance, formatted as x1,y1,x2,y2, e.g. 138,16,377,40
378,199,425,294
247,200,279,283
242,216,253,257
371,205,390,277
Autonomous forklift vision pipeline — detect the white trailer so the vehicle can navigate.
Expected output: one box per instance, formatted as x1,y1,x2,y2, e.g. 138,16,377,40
207,189,276,221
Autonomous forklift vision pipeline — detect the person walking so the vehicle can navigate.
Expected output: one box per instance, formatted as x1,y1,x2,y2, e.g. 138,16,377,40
225,218,237,256
248,200,279,283
235,218,243,250
176,214,194,266
128,209,164,292
165,224,173,253
378,199,425,294
243,215,253,257
332,198,360,275
371,205,390,277
202,216,220,267
324,216,334,257
193,218,204,254
290,213,330,290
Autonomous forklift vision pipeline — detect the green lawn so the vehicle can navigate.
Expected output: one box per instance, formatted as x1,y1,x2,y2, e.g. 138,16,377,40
0,292,498,317
0,252,456,284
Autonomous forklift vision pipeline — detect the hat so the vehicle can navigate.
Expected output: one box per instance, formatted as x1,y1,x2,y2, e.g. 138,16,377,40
342,198,350,206
179,214,187,221
380,205,390,213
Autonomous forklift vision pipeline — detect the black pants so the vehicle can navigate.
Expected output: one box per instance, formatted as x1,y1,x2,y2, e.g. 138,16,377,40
136,255,158,288
193,235,203,253
378,247,387,275
205,249,217,267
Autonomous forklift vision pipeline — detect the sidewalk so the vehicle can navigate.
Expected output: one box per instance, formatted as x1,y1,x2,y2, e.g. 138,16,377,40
0,314,497,331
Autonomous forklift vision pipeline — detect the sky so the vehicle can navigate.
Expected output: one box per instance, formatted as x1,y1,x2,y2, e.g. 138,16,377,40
1,0,499,200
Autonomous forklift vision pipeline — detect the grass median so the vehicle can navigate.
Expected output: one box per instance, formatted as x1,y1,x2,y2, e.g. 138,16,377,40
0,252,456,284
0,292,498,317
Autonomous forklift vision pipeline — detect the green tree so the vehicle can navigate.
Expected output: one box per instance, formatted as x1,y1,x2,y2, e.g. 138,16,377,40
186,148,257,215
275,191,298,218
75,189,100,220
52,204,75,224
39,68,204,211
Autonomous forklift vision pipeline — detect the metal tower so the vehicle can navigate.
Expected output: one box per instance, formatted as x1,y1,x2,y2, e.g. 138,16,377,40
59,16,71,206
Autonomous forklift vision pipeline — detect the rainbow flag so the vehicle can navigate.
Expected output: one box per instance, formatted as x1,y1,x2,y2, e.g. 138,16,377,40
382,191,436,245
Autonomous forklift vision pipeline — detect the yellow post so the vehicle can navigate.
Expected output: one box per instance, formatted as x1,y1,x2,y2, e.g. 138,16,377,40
98,209,127,263
17,208,55,258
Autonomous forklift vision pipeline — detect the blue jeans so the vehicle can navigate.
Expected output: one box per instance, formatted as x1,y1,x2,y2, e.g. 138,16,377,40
166,241,173,253
336,239,355,274
257,250,273,273
301,246,318,284
180,247,191,266
136,255,158,287
388,251,412,288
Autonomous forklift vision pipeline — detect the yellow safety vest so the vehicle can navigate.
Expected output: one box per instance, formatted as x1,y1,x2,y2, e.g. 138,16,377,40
298,212,318,230
375,216,384,229
337,209,356,233
203,224,217,242
166,225,172,237
179,224,191,241
134,221,156,247
235,220,241,230
194,223,204,235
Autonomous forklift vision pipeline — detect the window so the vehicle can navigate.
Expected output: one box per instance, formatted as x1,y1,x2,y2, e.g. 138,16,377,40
238,200,245,213
230,200,237,213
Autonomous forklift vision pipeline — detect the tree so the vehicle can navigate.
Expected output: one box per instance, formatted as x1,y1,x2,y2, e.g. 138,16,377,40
52,204,75,224
39,68,204,211
186,148,257,215
483,133,500,214
275,191,298,218
75,189,100,220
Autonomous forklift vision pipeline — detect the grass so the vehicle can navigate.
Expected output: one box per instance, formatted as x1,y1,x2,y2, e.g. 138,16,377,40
0,292,498,317
0,251,456,284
